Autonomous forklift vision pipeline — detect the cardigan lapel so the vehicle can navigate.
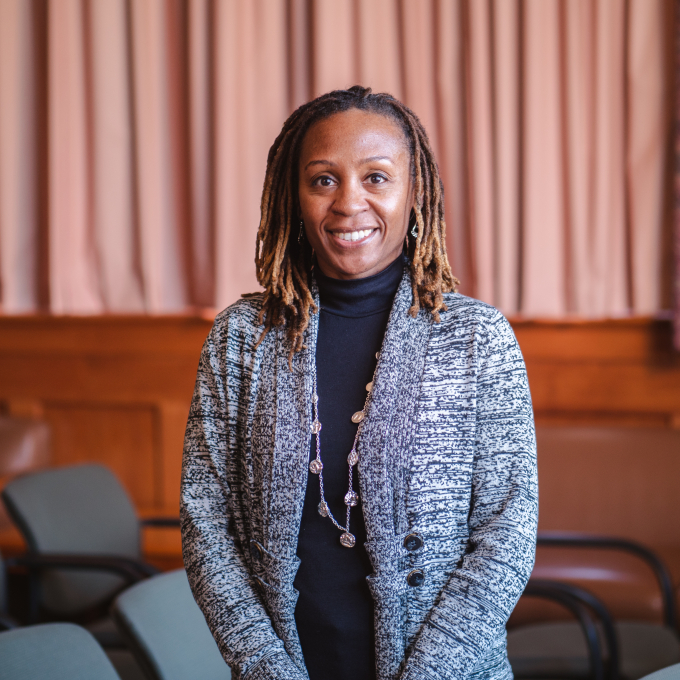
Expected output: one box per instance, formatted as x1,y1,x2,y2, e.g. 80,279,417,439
358,270,432,541
259,303,318,673
266,308,318,558
356,271,433,679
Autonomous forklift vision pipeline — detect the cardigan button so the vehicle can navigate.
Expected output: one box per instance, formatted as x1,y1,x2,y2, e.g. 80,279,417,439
403,533,423,551
407,569,425,587
250,541,264,563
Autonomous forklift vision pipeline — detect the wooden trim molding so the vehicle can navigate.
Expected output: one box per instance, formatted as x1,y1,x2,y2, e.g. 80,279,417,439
0,315,677,564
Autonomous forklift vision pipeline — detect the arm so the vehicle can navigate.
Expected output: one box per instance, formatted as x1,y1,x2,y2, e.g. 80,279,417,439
180,317,305,680
401,311,538,680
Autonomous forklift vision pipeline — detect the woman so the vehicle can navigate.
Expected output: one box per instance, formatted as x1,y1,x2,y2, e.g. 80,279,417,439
181,86,537,680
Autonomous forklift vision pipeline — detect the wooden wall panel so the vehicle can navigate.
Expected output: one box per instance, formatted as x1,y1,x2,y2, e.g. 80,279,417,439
513,319,680,426
0,314,678,568
43,404,158,508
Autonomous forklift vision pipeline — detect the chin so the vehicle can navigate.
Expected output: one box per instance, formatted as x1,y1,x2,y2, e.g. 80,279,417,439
329,255,383,279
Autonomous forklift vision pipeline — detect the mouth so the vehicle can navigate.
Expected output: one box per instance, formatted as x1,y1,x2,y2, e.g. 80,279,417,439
331,228,377,244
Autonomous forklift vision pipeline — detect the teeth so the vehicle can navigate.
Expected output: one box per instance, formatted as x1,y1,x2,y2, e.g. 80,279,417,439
336,229,373,242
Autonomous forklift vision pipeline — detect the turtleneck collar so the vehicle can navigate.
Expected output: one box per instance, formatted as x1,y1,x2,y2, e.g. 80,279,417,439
315,254,406,318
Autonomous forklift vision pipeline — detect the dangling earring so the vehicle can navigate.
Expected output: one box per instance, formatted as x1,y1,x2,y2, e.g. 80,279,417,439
298,219,304,243
409,212,418,238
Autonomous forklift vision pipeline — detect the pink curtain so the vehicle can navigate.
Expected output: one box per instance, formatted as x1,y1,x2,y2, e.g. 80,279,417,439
675,0,680,349
0,0,672,317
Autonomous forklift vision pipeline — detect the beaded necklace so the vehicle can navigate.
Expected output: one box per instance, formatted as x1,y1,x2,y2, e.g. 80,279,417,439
308,352,379,548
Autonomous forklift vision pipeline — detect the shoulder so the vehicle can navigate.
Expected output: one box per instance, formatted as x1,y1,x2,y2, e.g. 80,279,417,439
424,292,522,368
203,294,267,360
437,292,512,340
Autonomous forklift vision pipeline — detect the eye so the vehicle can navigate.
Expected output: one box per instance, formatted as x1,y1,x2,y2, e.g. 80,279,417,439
367,173,388,184
312,175,336,187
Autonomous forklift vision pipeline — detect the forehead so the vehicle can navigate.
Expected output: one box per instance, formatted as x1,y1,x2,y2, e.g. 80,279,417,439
300,109,410,161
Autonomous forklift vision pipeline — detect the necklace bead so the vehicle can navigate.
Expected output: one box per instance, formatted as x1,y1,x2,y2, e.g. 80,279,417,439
347,450,359,466
309,459,323,474
318,501,329,517
351,411,365,423
311,420,322,434
344,490,359,507
340,532,356,548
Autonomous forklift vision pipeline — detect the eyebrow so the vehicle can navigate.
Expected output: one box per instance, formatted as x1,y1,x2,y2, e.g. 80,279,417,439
304,155,394,171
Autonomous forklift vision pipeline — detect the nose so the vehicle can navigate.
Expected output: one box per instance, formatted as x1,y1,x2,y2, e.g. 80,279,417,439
332,178,368,217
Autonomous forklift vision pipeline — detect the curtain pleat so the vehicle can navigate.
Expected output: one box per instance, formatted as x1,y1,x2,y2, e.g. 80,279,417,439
491,0,520,314
628,0,667,315
0,0,672,317
465,0,495,306
433,0,470,297
214,0,289,306
89,0,143,311
521,0,566,316
0,0,42,311
48,0,103,313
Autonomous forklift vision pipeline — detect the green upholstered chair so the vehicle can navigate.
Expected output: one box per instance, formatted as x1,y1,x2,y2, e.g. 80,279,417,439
0,622,121,680
1,463,176,648
1,464,160,616
640,664,680,680
112,569,231,680
508,535,680,680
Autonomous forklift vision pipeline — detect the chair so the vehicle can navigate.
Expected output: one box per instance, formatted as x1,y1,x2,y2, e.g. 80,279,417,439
112,569,231,680
508,534,680,680
510,578,618,680
1,463,178,645
640,664,680,680
0,622,121,680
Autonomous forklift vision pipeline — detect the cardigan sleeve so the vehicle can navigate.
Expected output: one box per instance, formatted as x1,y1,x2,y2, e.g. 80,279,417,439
180,316,306,680
399,309,538,680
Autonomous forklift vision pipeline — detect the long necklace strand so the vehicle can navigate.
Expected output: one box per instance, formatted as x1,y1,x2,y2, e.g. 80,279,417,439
308,353,378,548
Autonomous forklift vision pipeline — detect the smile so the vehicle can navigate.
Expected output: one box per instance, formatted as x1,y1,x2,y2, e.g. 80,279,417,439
332,229,376,243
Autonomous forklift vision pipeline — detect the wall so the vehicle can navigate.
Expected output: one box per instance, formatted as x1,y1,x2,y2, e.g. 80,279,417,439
0,316,678,568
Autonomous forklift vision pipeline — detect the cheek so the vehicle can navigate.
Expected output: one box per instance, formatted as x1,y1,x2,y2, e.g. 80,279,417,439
299,191,327,223
381,189,411,229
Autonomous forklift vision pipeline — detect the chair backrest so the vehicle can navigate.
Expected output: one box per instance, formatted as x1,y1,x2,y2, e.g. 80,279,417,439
0,622,121,680
112,569,231,680
1,463,141,614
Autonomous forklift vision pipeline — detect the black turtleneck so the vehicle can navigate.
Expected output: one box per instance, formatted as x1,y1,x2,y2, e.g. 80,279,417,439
294,254,405,680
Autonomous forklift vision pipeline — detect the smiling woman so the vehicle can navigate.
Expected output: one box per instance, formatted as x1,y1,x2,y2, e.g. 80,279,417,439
180,86,538,680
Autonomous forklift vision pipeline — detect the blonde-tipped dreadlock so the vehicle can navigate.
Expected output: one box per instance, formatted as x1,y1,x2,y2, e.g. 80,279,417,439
253,85,459,366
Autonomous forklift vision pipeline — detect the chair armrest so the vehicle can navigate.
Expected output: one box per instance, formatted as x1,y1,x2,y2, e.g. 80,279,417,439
6,553,159,582
537,531,677,629
520,578,609,680
140,517,181,528
5,553,159,625
526,578,619,680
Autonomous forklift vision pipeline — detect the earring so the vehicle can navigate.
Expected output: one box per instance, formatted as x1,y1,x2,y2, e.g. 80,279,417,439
298,219,304,243
410,215,418,238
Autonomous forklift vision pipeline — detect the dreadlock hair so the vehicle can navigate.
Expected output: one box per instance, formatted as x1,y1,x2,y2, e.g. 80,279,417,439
254,85,459,366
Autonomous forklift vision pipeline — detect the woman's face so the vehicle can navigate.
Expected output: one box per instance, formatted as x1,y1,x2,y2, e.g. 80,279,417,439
298,109,413,280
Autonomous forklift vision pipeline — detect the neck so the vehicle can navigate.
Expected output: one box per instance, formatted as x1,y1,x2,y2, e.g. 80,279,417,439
315,254,405,318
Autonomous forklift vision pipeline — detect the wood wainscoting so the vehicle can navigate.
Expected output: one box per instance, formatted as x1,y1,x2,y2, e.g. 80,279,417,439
0,315,678,568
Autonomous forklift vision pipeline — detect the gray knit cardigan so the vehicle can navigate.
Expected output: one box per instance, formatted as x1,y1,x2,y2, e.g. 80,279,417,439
180,270,538,680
